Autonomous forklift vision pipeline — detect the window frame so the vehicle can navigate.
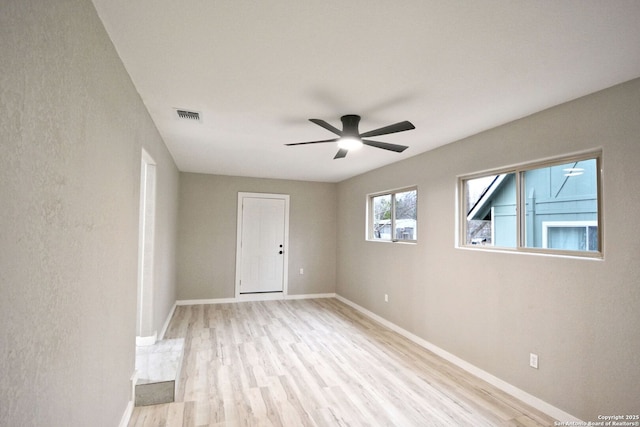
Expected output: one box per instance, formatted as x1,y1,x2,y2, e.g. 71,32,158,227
367,186,418,243
458,151,603,258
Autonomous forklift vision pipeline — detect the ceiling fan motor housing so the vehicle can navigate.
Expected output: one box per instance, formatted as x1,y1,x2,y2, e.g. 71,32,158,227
341,115,361,138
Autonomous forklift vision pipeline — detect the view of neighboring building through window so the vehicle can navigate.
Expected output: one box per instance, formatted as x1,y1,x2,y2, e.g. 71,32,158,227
523,159,598,251
461,154,600,255
465,173,516,247
370,188,417,242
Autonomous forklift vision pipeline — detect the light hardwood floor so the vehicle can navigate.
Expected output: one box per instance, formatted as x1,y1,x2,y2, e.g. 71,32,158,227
129,298,557,426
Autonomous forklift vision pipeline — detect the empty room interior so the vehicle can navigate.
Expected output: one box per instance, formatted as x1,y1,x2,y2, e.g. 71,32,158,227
2,1,640,426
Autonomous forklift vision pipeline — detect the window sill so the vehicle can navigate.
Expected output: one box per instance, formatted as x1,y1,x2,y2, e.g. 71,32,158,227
457,244,603,260
367,239,417,245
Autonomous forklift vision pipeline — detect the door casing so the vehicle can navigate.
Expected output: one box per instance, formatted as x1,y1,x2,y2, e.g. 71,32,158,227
137,148,156,345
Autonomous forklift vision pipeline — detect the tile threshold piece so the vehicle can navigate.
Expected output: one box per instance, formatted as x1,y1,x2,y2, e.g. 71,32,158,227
134,338,184,406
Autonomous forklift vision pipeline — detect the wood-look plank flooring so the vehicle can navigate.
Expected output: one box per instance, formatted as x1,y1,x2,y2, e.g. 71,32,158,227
129,298,556,426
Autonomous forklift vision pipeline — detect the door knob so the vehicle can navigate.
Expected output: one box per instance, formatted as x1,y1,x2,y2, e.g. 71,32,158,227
279,250,283,254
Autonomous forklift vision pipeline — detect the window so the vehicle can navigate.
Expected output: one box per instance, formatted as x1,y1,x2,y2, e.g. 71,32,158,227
460,153,601,257
369,187,417,242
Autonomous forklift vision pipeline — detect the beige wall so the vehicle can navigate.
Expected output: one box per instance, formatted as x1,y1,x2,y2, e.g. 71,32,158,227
336,79,640,420
0,1,179,426
177,173,337,300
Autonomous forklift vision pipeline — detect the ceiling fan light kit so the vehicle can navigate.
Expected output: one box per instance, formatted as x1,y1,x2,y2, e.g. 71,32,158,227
337,137,363,151
285,114,414,159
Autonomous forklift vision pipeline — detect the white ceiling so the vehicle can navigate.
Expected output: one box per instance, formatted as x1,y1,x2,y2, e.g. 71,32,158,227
92,0,640,183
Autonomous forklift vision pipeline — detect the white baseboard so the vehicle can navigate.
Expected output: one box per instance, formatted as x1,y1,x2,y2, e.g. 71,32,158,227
176,292,336,306
130,370,138,399
159,302,177,340
176,297,237,306
119,400,134,427
334,294,581,424
121,355,141,425
135,332,157,347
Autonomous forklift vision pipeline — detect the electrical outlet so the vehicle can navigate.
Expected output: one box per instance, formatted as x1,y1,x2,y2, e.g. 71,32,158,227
529,353,539,369
299,268,304,275
384,294,389,303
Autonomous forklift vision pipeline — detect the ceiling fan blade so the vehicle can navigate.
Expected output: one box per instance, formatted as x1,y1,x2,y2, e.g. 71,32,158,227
285,138,338,146
362,139,409,153
309,119,342,136
334,148,348,159
359,121,415,138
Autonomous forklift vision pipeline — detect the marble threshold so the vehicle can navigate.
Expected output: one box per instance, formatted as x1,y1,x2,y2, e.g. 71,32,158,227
134,338,184,406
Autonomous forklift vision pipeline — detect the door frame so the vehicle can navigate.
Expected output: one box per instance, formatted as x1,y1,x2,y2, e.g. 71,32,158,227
235,192,290,300
136,148,157,345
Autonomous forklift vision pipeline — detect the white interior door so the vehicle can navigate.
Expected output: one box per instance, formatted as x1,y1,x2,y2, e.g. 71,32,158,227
236,194,288,295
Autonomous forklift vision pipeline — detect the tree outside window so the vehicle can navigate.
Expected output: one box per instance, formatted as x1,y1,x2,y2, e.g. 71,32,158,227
370,188,417,242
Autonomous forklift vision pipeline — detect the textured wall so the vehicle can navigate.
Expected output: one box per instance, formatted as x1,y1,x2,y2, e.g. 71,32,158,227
177,173,337,300
0,1,179,426
336,79,640,421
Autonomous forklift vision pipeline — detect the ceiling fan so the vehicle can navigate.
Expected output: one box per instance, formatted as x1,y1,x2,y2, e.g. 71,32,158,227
285,114,415,159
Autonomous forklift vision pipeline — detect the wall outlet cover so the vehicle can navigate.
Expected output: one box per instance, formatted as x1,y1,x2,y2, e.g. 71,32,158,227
529,353,539,369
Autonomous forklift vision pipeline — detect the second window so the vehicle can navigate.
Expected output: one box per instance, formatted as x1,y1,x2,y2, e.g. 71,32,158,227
369,187,417,242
